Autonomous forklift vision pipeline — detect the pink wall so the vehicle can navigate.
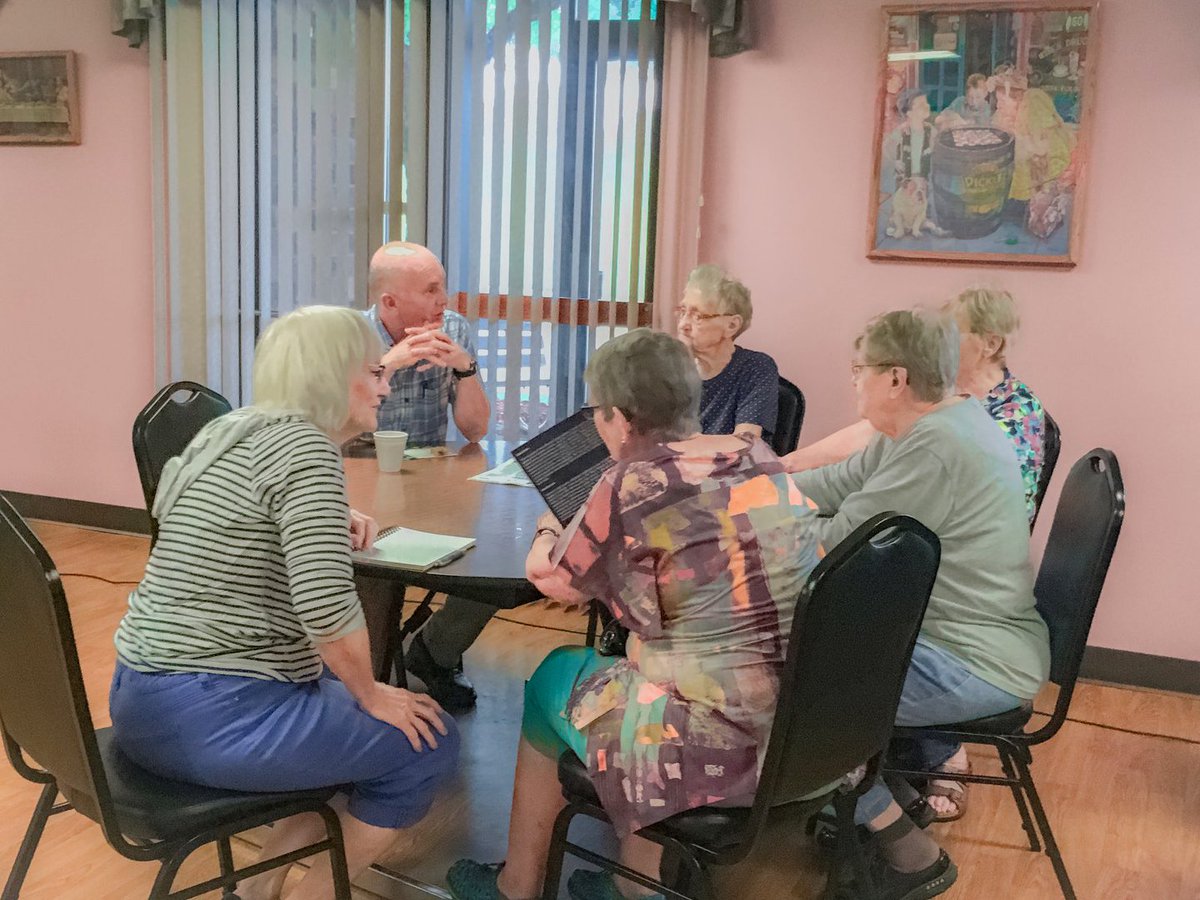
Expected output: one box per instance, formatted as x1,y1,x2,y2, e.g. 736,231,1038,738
699,0,1200,661
0,0,154,508
1,0,1195,662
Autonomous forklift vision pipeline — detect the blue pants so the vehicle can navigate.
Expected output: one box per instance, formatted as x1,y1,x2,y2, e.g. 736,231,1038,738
109,663,459,829
854,640,1023,824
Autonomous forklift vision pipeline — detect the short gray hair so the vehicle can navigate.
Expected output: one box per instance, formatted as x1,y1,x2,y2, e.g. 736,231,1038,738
686,264,753,337
856,309,959,403
586,329,700,441
253,306,384,434
944,286,1019,363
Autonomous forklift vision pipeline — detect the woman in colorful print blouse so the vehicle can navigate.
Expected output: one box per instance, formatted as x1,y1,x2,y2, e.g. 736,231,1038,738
943,287,1047,524
447,329,821,900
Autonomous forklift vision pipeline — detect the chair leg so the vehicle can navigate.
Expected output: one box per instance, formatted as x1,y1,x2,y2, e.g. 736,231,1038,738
1011,754,1076,900
676,851,714,900
216,836,238,898
540,804,577,900
317,806,353,900
2,781,58,900
833,792,875,900
148,854,186,900
998,745,1040,853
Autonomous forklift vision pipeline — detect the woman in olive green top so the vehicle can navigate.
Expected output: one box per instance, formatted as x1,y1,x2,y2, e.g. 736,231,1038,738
793,309,1049,900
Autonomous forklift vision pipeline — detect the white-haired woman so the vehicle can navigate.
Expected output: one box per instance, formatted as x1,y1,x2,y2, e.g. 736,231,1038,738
794,310,1049,899
784,287,1047,523
110,306,459,900
676,264,780,442
447,329,820,900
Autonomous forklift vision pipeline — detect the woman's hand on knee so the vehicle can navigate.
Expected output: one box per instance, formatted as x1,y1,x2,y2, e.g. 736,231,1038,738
362,684,449,752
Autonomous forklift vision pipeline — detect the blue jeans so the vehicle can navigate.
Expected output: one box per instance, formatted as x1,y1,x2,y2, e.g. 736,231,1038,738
855,640,1023,824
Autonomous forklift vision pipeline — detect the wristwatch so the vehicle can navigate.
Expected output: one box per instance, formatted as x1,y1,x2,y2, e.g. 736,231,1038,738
452,359,478,380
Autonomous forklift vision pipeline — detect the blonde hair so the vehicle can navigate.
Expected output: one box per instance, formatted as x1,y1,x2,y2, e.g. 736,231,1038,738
685,264,753,337
945,287,1020,363
856,309,959,404
252,306,383,434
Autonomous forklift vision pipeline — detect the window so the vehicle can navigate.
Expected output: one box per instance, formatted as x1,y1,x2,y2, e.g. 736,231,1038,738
154,0,663,428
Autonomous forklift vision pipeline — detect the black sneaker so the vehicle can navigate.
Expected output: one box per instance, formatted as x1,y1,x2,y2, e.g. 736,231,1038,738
824,850,958,900
406,632,477,713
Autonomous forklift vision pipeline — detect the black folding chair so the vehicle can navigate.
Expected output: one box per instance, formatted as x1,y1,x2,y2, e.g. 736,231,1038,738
541,513,942,900
1030,411,1061,530
0,495,351,900
889,449,1125,900
771,376,806,456
132,381,233,543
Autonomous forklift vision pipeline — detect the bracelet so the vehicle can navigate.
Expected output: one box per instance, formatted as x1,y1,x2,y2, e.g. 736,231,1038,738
534,527,561,541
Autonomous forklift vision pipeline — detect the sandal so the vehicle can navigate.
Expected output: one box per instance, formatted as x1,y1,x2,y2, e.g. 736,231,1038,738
922,762,971,823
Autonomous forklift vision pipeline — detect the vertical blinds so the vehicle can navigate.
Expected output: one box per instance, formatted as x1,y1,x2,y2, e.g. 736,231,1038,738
439,0,664,440
153,0,660,429
156,0,421,404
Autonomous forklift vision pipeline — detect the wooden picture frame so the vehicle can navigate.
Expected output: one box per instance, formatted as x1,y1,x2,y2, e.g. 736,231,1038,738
867,3,1098,268
0,51,81,145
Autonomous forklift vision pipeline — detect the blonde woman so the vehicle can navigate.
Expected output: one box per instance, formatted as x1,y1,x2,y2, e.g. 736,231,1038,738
111,307,458,900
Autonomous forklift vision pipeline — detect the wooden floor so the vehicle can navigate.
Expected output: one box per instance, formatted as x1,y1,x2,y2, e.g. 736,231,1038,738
2,522,1198,899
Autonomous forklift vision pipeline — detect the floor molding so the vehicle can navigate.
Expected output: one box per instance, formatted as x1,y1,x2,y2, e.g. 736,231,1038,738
5,490,1197,696
1,490,150,536
1080,646,1200,696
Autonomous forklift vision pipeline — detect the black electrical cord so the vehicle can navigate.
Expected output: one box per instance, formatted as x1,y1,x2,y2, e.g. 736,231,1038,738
58,572,140,586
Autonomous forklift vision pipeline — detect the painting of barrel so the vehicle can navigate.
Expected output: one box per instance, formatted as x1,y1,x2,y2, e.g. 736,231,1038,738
930,127,1015,239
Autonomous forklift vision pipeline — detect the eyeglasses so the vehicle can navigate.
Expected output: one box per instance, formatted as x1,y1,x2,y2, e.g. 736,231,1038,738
850,362,902,378
674,306,731,323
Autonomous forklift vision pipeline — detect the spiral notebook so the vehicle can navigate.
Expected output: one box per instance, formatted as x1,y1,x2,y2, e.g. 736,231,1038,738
352,526,475,572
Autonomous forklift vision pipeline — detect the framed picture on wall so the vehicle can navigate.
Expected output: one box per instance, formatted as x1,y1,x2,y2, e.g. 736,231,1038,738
0,51,80,145
867,4,1097,268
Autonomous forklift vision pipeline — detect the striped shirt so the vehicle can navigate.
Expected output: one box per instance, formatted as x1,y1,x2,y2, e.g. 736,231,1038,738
114,416,366,682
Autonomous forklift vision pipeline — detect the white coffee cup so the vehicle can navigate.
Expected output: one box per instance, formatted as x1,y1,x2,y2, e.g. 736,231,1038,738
374,430,408,473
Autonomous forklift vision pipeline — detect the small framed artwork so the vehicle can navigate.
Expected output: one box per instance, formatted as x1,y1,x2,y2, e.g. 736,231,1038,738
0,51,81,145
867,4,1098,268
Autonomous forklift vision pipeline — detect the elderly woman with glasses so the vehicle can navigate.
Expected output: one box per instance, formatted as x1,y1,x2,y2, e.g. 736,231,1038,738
784,287,1046,524
792,309,1049,899
675,264,780,443
110,307,459,900
447,329,821,900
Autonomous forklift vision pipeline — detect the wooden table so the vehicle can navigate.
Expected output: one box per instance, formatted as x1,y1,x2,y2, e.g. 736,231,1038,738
344,441,545,607
343,441,550,684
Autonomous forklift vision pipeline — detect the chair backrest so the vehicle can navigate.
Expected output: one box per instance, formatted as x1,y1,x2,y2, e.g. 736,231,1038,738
755,513,940,809
132,381,232,532
1029,410,1061,530
771,377,805,456
0,495,120,841
1033,449,1124,733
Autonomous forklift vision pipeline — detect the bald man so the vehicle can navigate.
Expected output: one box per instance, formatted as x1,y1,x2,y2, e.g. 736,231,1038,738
361,242,492,712
366,242,489,444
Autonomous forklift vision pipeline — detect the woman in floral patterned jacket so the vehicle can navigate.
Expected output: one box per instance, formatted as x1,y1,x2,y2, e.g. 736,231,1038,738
448,329,822,900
